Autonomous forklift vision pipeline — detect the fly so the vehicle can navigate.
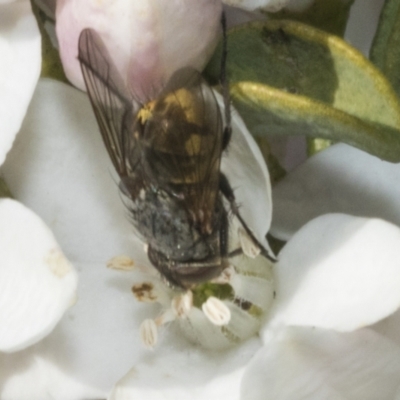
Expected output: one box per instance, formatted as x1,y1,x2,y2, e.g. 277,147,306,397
78,14,274,289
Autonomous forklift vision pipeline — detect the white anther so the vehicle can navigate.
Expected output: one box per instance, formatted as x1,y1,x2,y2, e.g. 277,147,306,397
143,243,149,253
202,297,231,326
132,282,158,303
171,291,193,318
238,227,261,258
107,255,135,271
211,265,235,284
140,319,158,349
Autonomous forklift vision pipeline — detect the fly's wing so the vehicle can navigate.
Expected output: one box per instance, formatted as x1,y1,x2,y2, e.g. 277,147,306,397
142,68,223,233
78,28,140,179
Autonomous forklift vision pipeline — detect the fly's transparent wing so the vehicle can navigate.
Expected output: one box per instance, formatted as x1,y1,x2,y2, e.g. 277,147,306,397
78,28,140,178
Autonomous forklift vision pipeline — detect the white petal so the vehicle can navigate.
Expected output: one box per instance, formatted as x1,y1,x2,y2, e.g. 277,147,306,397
0,198,77,352
242,326,400,400
223,0,288,11
109,337,261,400
2,79,147,265
268,214,400,332
0,262,261,398
271,143,400,241
0,1,41,166
0,264,150,399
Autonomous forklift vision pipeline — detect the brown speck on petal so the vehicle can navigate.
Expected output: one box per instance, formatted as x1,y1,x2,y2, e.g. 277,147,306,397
132,282,157,302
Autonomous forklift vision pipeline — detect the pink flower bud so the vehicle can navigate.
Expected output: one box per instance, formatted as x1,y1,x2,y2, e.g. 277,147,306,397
56,0,222,99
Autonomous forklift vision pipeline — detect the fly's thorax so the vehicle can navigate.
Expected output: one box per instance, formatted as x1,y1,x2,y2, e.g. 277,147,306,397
139,101,220,186
133,81,222,228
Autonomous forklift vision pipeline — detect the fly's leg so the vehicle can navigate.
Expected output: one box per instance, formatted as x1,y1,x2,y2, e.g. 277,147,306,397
219,173,276,262
220,11,232,151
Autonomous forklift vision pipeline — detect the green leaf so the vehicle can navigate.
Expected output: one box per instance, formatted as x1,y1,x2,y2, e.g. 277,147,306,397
30,0,68,83
370,0,400,97
205,20,400,162
265,0,355,36
0,178,12,199
307,138,333,156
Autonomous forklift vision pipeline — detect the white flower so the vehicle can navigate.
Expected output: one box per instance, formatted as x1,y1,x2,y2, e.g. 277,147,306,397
3,0,400,399
2,71,400,398
0,78,273,398
0,0,78,355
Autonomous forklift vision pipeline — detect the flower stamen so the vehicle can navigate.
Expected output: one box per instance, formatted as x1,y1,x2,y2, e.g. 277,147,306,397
107,255,135,271
171,291,193,318
139,319,158,349
202,297,231,326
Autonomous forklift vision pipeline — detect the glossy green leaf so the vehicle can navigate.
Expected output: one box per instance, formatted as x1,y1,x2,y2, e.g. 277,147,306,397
370,0,400,97
205,20,400,162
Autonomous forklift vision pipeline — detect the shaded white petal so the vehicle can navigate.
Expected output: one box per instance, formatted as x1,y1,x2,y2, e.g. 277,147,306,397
0,198,77,352
373,308,400,350
345,0,385,56
242,326,400,400
223,0,313,12
109,337,261,400
0,0,41,166
222,0,284,11
268,214,400,332
271,143,400,241
0,263,151,399
219,97,272,244
2,79,146,265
